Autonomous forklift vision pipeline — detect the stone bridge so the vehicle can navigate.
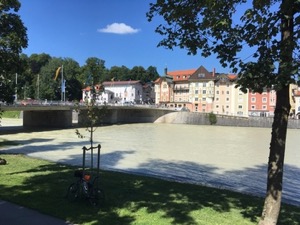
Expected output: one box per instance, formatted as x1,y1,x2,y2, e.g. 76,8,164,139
3,105,300,129
1,105,175,128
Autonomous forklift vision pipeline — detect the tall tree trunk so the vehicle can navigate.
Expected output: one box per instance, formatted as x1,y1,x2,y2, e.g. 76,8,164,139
258,86,290,225
259,0,294,224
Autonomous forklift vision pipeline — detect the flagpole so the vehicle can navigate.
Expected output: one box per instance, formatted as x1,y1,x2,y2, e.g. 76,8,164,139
61,65,64,102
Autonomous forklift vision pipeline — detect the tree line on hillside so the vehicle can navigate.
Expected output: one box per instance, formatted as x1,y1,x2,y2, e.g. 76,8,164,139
2,53,160,103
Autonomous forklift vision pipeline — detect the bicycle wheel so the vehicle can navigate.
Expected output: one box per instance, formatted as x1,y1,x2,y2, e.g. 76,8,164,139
89,187,105,206
66,182,80,202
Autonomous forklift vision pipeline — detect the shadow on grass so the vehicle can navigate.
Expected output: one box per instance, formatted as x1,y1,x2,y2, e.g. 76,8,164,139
0,154,300,225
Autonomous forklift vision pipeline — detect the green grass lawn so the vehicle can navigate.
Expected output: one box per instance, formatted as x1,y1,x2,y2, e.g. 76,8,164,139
0,154,299,225
1,111,20,118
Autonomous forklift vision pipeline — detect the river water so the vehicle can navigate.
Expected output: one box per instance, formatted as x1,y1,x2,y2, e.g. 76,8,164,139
1,119,300,206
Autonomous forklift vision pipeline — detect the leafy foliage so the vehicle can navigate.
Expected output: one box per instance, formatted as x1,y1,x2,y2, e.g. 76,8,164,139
147,1,299,224
147,0,300,93
0,0,28,103
208,112,217,125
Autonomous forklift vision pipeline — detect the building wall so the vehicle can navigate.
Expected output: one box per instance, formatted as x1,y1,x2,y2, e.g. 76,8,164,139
248,90,276,117
214,81,235,115
104,83,143,103
189,82,215,112
232,88,248,117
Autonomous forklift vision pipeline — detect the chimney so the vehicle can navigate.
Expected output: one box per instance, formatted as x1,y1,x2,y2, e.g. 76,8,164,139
212,68,215,77
164,67,168,75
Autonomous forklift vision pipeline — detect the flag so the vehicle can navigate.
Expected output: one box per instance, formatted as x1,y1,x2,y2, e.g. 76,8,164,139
54,67,61,80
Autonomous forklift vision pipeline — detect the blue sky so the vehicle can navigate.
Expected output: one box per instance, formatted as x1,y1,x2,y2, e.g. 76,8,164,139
18,0,229,75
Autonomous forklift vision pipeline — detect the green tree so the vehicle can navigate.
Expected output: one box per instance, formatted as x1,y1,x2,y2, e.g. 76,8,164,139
39,57,63,100
81,57,106,85
129,66,147,81
147,1,300,224
0,0,28,103
28,53,51,74
62,58,82,101
25,53,51,99
38,57,82,101
107,65,130,81
145,66,160,83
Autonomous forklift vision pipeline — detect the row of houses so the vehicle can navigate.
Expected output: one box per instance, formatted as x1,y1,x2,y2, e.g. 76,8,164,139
82,65,300,118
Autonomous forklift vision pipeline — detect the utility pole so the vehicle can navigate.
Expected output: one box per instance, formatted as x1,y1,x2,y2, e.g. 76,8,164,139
61,65,65,102
15,73,18,102
37,74,39,99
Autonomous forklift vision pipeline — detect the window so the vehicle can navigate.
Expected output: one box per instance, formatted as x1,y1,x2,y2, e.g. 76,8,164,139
216,97,219,101
195,90,198,94
251,105,256,109
163,84,167,88
262,105,267,110
226,105,229,108
238,105,243,109
251,97,256,102
262,97,267,103
195,97,198,101
198,73,205,78
216,91,219,95
203,90,206,94
226,91,230,94
202,98,206,101
216,105,219,108
226,98,229,101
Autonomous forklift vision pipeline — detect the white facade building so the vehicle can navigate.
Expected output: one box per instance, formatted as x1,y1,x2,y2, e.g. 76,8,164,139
82,81,154,105
102,81,143,104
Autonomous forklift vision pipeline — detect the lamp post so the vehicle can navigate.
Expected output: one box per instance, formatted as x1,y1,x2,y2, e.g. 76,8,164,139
15,73,17,102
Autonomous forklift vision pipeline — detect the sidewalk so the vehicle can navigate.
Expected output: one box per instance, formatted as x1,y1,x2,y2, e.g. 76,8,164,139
0,200,74,225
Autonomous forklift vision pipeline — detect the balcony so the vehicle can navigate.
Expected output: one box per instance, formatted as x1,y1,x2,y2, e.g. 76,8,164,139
173,86,189,92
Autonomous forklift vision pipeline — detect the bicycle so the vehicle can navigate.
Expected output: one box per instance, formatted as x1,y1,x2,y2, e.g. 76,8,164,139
66,144,105,206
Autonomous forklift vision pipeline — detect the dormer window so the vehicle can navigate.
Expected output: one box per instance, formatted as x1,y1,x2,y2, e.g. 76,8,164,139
198,73,205,78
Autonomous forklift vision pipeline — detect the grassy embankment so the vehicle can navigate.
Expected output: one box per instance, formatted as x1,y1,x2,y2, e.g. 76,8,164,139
1,111,20,118
0,153,299,225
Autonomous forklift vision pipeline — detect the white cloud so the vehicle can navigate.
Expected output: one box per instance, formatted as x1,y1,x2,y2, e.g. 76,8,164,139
98,23,140,34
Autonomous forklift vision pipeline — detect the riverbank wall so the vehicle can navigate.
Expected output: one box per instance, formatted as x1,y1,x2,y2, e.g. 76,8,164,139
78,107,300,129
154,111,300,129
